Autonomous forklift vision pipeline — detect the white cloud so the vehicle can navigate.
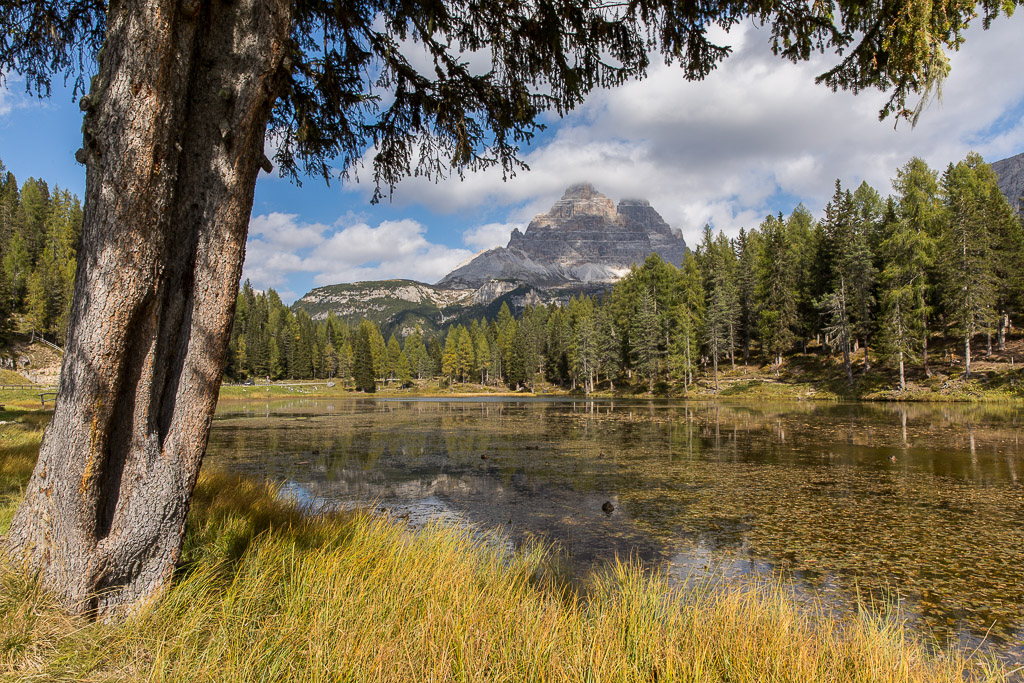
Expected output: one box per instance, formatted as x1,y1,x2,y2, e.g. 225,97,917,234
241,213,473,297
249,212,327,249
344,14,1024,245
0,73,27,118
462,222,522,251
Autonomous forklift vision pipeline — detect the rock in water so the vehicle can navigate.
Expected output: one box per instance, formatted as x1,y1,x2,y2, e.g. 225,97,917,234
438,183,687,289
602,501,615,515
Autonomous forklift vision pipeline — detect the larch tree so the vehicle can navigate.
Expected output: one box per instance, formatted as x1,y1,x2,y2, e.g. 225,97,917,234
878,203,930,392
3,0,1017,618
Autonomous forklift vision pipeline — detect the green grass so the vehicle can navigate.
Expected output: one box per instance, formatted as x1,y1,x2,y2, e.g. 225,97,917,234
0,369,31,385
0,422,1011,681
0,410,47,534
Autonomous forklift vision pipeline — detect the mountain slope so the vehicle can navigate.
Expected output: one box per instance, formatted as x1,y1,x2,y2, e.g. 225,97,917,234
437,183,686,289
992,151,1024,213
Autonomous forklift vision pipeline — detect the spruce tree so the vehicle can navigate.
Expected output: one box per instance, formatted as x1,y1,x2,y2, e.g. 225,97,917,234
938,154,1001,377
734,228,761,362
891,157,940,376
631,288,661,393
353,322,376,392
755,213,797,369
786,205,818,352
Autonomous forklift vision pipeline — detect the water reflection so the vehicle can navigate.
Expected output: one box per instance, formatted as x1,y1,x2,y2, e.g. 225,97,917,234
208,398,1024,664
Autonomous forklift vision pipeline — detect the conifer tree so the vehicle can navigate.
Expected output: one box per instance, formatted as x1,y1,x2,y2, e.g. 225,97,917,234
395,350,413,387
938,154,1001,377
475,333,491,384
847,182,880,372
337,342,354,385
441,327,459,386
595,305,621,390
403,332,428,380
756,213,797,369
385,334,402,383
456,326,475,382
353,322,377,392
786,204,819,352
568,297,597,393
631,288,661,393
892,157,940,375
734,228,761,362
676,253,705,390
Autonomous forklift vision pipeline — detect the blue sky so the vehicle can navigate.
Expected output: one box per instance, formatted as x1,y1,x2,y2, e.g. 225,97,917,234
2,14,1023,303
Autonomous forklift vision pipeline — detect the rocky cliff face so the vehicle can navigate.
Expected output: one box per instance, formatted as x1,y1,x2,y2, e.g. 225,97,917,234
437,183,687,289
992,151,1024,214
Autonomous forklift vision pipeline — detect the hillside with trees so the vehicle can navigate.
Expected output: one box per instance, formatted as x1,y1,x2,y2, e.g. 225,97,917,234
3,152,1021,397
220,153,1024,398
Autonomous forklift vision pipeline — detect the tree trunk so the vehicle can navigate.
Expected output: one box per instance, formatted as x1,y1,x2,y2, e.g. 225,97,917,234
6,0,291,617
898,350,905,392
842,333,852,386
964,332,972,378
998,311,1007,351
922,321,931,378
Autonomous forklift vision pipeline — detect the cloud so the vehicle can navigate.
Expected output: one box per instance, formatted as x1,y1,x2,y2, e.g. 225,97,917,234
249,212,327,249
241,213,474,297
0,73,26,118
344,14,1024,245
462,222,522,251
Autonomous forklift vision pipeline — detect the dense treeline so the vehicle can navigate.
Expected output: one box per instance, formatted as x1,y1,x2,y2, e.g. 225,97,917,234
0,159,83,345
226,281,444,387
3,153,1020,392
226,153,1022,392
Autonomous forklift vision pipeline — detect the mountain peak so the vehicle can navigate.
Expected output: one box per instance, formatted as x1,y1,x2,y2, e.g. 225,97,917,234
563,182,599,198
438,184,686,289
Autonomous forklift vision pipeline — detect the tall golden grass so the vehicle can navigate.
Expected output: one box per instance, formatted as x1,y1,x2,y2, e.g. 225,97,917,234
0,418,1009,682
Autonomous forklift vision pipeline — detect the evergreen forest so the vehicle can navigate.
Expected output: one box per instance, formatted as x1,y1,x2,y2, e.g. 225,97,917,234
3,153,1021,393
0,159,82,345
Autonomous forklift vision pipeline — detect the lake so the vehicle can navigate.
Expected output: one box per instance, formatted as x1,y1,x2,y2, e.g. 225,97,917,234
207,397,1024,666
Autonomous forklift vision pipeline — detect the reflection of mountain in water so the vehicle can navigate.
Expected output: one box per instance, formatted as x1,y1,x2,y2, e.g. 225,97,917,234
293,453,668,573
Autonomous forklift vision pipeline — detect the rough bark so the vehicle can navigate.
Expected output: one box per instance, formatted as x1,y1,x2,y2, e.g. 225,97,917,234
5,0,291,616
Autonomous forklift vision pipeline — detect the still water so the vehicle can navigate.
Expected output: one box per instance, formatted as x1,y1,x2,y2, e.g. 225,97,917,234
207,397,1024,664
